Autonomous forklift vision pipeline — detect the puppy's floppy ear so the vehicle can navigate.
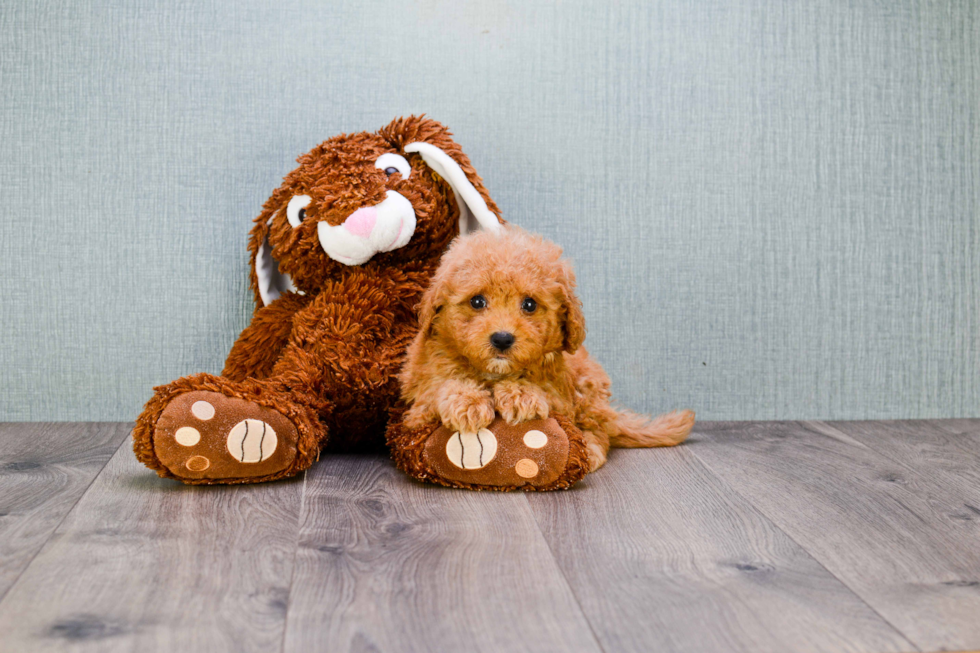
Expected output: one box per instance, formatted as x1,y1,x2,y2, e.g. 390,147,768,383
558,262,587,353
248,193,298,308
417,274,449,337
380,116,504,235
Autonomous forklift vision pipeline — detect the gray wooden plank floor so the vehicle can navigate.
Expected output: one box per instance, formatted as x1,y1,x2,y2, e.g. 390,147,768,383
692,420,980,653
0,433,304,653
0,423,129,603
284,455,601,653
526,446,914,653
0,419,977,653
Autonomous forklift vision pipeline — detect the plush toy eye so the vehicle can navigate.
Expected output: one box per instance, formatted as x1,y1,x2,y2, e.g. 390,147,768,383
375,153,411,180
470,295,487,310
521,297,537,313
286,195,312,228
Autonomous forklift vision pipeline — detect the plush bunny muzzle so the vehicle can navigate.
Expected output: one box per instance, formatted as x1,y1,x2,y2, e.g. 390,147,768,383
318,191,417,266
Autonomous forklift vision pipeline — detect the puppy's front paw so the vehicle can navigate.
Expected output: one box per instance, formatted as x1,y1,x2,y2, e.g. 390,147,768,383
438,390,495,434
404,403,438,430
493,382,550,425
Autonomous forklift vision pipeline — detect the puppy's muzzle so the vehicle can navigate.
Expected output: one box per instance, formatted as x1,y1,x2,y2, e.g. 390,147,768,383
490,331,516,352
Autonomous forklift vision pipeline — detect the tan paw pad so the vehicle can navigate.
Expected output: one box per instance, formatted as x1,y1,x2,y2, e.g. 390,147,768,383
191,400,215,420
523,429,548,449
174,426,201,447
185,455,210,472
515,458,539,478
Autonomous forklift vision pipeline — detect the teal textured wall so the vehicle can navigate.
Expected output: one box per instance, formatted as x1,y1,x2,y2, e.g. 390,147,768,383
1,0,977,421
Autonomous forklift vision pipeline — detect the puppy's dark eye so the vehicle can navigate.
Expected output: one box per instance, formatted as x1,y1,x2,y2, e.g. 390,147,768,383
470,295,487,310
384,167,399,176
521,297,537,313
297,208,306,223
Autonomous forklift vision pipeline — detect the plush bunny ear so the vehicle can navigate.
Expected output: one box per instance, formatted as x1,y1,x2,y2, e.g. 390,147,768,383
255,230,297,306
404,141,502,236
249,208,298,308
380,116,503,234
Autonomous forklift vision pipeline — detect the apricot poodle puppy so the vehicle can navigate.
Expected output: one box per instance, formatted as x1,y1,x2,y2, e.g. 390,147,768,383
400,226,694,472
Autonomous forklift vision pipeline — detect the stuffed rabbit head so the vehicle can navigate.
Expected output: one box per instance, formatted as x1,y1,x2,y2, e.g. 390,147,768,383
249,116,504,306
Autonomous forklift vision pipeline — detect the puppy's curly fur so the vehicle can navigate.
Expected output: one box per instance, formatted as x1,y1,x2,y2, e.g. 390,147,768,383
400,226,694,472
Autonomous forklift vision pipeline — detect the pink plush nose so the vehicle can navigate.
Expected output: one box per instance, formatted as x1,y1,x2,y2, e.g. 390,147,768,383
343,207,377,238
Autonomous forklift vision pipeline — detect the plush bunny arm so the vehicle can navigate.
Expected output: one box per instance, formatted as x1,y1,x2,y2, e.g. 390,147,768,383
223,292,312,382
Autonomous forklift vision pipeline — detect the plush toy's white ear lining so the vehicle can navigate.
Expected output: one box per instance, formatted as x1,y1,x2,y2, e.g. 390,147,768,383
255,230,297,307
404,142,502,235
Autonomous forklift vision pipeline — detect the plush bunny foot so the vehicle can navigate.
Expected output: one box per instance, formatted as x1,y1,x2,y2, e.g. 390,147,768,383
149,390,302,482
387,411,590,491
134,375,323,485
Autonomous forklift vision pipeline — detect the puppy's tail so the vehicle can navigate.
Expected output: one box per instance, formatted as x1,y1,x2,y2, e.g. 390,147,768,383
610,409,695,449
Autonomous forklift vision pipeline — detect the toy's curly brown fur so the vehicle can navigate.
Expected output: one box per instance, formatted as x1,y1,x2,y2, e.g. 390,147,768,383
133,117,502,483
398,226,695,474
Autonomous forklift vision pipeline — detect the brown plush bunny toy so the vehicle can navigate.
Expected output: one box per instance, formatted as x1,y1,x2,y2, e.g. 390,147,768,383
133,117,509,484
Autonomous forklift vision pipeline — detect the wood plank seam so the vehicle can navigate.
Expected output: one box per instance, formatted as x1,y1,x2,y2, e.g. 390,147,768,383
277,469,309,653
519,493,611,653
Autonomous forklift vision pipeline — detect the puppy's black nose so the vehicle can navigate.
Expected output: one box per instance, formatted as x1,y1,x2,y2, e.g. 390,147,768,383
490,331,515,351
